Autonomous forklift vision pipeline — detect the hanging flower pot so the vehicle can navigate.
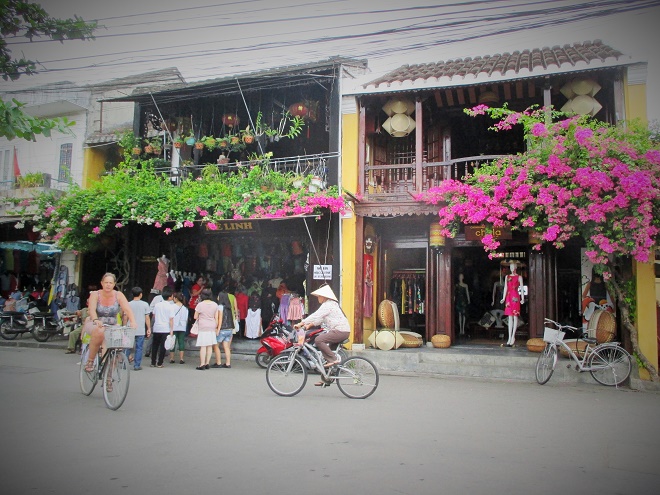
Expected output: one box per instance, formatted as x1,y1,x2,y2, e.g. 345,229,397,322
230,135,240,145
222,114,239,127
144,144,153,154
132,147,142,156
218,138,229,149
194,141,205,150
152,145,162,155
186,136,196,146
173,140,183,149
292,177,304,188
217,154,229,165
243,134,254,144
310,176,323,188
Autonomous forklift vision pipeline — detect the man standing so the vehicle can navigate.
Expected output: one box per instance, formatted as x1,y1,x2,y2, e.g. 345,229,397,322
127,287,151,370
150,286,176,368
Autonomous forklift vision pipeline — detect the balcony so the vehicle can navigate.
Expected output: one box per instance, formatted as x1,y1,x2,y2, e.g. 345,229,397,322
363,154,506,202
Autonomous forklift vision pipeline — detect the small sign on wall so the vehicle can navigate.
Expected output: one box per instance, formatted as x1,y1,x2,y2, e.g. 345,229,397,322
313,265,332,280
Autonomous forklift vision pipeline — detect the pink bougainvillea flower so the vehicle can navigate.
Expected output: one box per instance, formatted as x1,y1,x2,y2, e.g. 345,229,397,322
164,228,172,235
92,227,101,234
207,222,218,230
154,222,161,228
183,220,194,228
115,222,123,228
199,210,208,217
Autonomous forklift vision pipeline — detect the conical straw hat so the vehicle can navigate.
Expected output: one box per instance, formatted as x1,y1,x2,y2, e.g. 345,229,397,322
310,284,338,301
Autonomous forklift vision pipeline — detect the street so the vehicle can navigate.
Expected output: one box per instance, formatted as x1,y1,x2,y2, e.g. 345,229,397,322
0,346,658,495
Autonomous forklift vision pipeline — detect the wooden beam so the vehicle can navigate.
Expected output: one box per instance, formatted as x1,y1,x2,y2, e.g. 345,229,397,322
444,89,455,107
503,82,512,101
528,80,535,98
434,90,443,108
456,87,465,105
468,87,477,105
515,80,524,99
353,215,365,344
415,99,423,193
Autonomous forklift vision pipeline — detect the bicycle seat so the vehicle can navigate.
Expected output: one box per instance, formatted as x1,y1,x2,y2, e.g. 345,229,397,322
580,333,597,345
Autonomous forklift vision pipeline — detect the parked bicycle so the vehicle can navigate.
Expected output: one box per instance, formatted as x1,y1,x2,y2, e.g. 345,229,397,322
266,337,379,399
79,325,134,410
535,318,632,387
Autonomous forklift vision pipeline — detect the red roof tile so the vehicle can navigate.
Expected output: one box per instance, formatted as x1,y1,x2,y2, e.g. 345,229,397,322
364,40,627,90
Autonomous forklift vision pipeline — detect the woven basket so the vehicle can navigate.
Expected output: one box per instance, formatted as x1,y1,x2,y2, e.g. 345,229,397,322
559,339,589,358
526,338,545,353
431,334,451,348
590,310,616,343
399,331,423,348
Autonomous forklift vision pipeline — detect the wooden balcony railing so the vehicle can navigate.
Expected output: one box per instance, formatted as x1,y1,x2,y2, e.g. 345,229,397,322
363,155,506,200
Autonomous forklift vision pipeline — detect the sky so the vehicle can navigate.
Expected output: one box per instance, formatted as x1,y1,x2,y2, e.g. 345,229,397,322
4,0,660,120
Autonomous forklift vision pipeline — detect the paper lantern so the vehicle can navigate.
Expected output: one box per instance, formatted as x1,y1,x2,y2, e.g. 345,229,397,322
382,114,416,137
222,114,239,127
382,98,415,116
429,223,445,249
288,102,309,118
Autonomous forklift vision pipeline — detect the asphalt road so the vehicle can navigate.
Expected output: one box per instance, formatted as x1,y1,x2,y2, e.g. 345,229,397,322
1,346,658,495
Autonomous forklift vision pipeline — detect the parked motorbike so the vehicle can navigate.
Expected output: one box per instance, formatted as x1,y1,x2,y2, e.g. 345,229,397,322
255,316,295,368
0,299,37,340
32,309,80,342
255,315,348,368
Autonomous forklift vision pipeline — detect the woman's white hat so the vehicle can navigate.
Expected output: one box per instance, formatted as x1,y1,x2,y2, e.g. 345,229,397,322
310,284,338,302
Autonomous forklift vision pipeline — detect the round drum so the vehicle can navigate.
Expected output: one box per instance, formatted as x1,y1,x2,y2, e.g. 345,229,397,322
378,300,398,329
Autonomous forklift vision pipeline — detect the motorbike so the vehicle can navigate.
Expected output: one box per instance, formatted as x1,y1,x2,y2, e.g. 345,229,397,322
255,315,295,368
255,315,348,368
31,309,80,342
0,298,38,340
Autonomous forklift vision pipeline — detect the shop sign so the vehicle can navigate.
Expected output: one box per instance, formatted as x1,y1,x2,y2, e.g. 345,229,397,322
313,265,332,280
465,225,511,241
206,221,259,233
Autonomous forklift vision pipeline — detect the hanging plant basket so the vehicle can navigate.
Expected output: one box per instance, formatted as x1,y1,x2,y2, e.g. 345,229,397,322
144,144,153,154
194,141,205,150
243,135,255,144
173,142,183,149
131,147,142,156
186,137,196,146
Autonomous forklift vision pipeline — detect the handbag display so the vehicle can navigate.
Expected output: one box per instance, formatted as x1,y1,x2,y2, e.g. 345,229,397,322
190,321,199,338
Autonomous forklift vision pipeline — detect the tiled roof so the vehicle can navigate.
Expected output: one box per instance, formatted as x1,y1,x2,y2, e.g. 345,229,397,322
361,40,632,93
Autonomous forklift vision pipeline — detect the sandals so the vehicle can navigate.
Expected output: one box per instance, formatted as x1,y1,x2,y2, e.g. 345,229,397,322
65,349,76,354
323,361,339,368
84,360,95,373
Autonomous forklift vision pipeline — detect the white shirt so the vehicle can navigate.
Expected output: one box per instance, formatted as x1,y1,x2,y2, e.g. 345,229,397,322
152,299,177,333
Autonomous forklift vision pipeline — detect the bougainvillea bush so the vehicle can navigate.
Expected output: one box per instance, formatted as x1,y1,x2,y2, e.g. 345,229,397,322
17,160,346,253
416,105,660,379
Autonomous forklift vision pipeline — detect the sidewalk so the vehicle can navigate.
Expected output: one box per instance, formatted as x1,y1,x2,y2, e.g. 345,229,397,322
1,333,656,391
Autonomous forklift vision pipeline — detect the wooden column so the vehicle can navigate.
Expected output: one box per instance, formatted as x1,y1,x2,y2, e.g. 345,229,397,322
436,246,452,338
528,246,556,338
358,101,366,196
353,215,365,343
426,246,437,340
415,98,423,193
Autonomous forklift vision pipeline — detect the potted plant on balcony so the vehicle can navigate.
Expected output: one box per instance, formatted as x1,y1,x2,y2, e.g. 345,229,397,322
150,138,163,156
241,126,255,144
118,131,142,158
15,172,45,189
172,136,184,149
202,135,217,151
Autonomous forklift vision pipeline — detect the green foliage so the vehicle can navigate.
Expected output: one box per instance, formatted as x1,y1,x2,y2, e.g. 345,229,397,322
0,97,75,141
621,279,637,325
18,156,346,252
15,171,44,187
1,0,97,81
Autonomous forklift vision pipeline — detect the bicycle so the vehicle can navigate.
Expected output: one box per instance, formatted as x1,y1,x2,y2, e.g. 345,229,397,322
79,325,135,410
535,318,632,387
266,337,379,399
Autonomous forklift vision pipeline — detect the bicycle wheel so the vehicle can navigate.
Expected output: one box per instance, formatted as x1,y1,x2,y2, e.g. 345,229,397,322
336,357,379,399
535,344,557,385
255,352,271,369
588,345,631,386
266,354,307,397
102,350,130,410
79,346,98,396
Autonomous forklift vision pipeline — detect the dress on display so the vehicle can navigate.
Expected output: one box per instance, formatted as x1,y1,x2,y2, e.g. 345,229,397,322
152,257,169,292
245,308,262,338
455,284,469,315
504,275,522,316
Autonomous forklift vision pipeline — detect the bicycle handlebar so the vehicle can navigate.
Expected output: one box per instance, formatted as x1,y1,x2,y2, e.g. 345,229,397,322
543,318,579,332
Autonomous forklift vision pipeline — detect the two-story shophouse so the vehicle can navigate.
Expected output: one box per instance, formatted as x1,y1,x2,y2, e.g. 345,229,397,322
339,40,658,376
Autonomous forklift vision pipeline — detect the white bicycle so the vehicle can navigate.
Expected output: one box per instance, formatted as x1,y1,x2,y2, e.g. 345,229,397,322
535,318,632,387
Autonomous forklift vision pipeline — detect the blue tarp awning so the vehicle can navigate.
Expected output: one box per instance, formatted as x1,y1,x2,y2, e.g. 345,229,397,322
0,241,61,255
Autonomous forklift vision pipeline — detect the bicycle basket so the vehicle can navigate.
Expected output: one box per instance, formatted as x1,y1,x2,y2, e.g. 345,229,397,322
104,326,135,348
543,327,565,343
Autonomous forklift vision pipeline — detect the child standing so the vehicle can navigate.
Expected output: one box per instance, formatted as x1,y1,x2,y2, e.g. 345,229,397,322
127,287,151,370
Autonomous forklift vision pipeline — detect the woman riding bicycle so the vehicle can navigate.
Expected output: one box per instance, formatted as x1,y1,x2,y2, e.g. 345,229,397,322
84,273,137,373
294,284,349,369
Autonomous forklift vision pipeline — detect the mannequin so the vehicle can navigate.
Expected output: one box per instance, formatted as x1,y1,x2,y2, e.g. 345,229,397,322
454,273,470,336
490,275,505,329
500,261,524,347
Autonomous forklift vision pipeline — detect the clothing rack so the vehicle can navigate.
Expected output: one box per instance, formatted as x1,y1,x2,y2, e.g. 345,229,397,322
392,269,425,280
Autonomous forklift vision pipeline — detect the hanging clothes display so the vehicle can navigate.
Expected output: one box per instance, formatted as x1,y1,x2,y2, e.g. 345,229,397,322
390,271,425,315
